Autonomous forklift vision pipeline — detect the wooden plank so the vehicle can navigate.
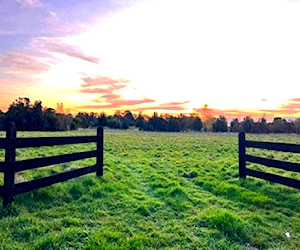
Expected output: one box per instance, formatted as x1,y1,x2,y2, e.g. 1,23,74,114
246,154,300,173
245,140,300,153
246,169,300,189
16,136,97,148
14,165,96,195
3,122,16,207
96,127,104,177
14,150,97,172
0,162,5,172
239,132,246,178
0,138,6,149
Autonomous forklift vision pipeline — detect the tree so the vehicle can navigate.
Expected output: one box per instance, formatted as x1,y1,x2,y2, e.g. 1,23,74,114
257,117,268,134
203,117,216,132
146,114,168,131
295,118,300,134
271,117,287,133
4,97,31,130
124,110,135,126
97,112,108,127
241,117,254,133
43,108,59,131
0,110,4,130
192,117,203,131
135,112,145,129
168,116,182,132
212,116,228,132
230,118,241,132
31,101,43,130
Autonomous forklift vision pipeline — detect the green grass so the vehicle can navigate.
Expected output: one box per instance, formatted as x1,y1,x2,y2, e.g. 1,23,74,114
0,130,299,249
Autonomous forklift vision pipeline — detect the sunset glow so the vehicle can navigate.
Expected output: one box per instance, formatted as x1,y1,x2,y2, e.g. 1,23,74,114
0,0,299,119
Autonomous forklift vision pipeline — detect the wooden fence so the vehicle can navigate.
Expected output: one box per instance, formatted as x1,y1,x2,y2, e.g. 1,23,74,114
239,132,300,189
0,123,103,207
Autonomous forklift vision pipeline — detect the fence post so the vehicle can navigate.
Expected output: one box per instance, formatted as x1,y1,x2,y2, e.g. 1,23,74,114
238,132,246,178
96,127,104,177
3,122,17,207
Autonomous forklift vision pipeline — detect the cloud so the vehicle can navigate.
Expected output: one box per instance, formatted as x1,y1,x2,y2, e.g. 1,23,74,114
159,101,190,107
193,107,269,120
274,98,300,117
128,101,190,112
78,97,156,110
14,0,40,7
192,98,300,120
98,94,121,101
78,75,157,110
93,94,155,105
289,98,300,102
132,106,188,112
81,76,130,87
80,76,130,95
31,37,100,64
80,87,126,94
0,50,56,74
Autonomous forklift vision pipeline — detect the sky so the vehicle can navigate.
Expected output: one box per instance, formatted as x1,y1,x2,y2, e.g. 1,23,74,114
0,0,299,120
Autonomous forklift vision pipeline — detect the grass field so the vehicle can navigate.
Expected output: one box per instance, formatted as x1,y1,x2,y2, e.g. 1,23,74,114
0,129,299,249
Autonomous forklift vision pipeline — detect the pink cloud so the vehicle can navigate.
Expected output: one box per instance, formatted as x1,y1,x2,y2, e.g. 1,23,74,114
159,101,190,107
97,94,121,101
80,88,126,94
130,101,190,112
78,98,156,110
0,50,56,74
79,76,130,96
32,37,100,64
81,76,130,87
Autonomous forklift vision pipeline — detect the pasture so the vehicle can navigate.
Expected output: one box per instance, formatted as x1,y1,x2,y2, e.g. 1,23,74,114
0,130,299,249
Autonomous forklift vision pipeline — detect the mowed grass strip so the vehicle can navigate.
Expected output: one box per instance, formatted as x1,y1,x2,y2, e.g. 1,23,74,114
0,130,299,249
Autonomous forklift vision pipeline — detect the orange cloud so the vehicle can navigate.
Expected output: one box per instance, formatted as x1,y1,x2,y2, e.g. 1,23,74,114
193,98,300,120
278,98,300,113
77,76,189,113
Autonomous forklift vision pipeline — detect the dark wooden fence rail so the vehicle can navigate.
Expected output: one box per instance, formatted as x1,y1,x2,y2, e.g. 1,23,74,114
0,122,103,207
239,132,300,189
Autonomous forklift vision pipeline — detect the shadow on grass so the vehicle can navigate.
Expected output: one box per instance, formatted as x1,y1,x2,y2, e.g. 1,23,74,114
0,203,18,218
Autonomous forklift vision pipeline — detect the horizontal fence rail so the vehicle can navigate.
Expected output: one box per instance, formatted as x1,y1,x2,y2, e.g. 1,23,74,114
0,122,104,207
246,169,300,189
14,165,97,195
245,140,300,153
245,155,300,173
15,136,98,148
14,150,98,172
239,132,300,189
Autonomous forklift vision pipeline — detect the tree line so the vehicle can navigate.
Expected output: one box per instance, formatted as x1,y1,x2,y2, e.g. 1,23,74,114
0,98,299,133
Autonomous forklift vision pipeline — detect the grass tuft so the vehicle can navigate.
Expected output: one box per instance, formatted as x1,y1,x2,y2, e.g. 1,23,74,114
199,208,249,243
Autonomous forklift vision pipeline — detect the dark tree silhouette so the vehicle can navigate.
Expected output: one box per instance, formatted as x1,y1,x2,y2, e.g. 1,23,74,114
230,118,241,132
241,117,254,133
97,112,108,127
192,117,203,131
212,116,228,132
1,97,299,133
